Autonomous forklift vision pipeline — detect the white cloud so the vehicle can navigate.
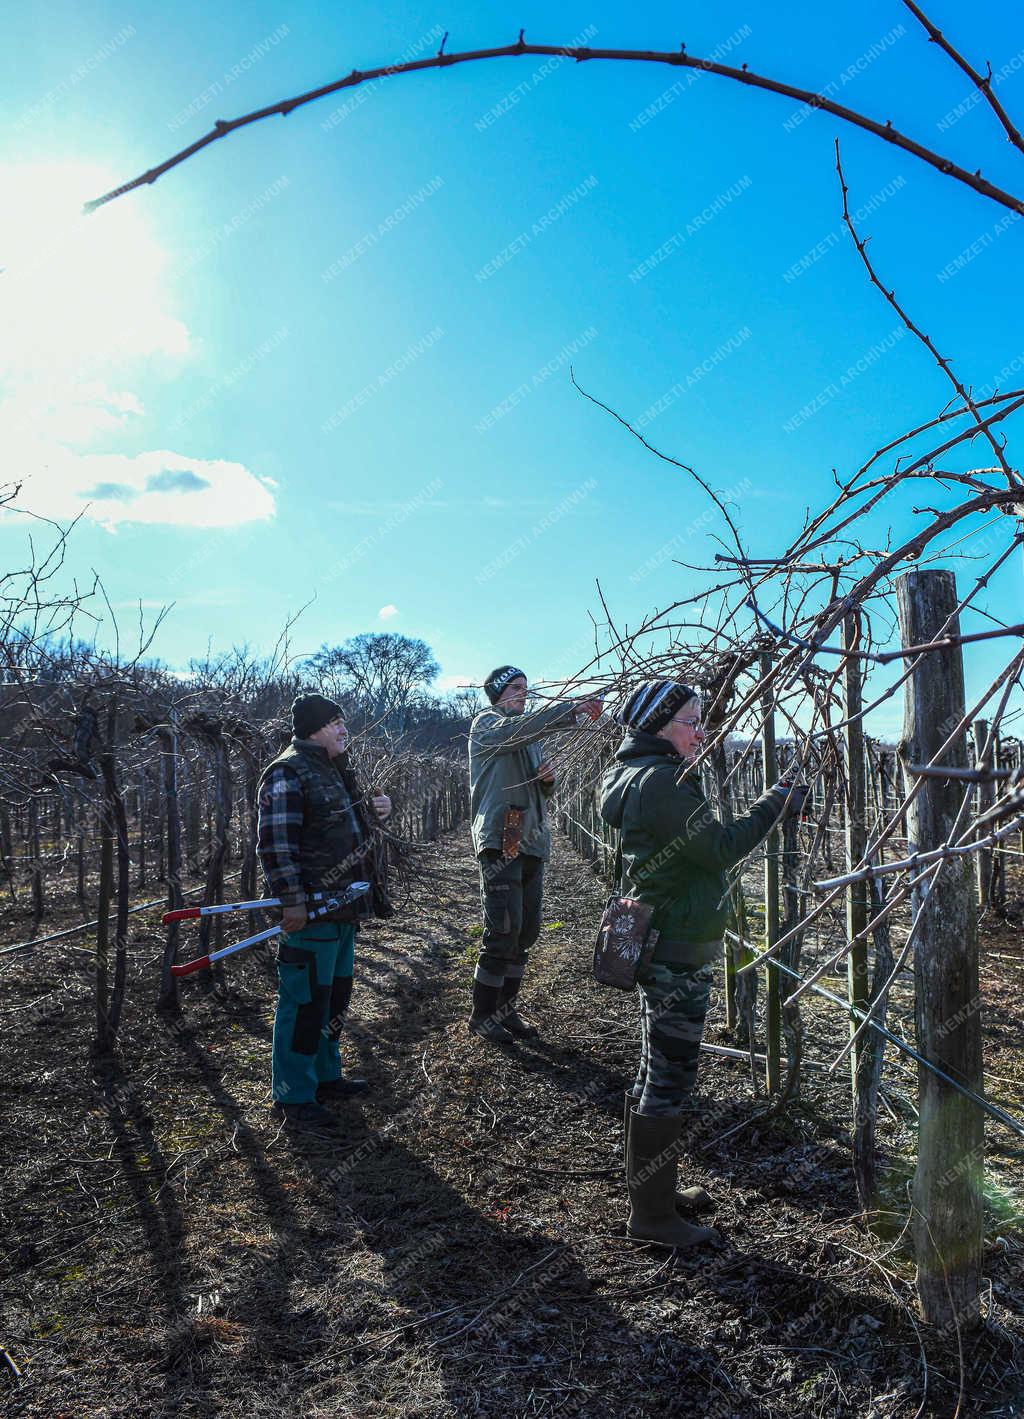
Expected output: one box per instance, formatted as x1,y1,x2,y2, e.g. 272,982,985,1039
378,604,399,620
0,161,275,530
19,449,276,530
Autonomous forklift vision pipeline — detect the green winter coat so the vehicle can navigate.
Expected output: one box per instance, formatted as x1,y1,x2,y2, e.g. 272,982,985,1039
469,701,575,860
600,730,786,964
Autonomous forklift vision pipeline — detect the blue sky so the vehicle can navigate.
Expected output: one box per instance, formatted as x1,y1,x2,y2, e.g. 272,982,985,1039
3,1,1022,733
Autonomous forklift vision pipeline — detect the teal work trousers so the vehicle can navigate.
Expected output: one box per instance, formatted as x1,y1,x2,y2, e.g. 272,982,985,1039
271,920,356,1104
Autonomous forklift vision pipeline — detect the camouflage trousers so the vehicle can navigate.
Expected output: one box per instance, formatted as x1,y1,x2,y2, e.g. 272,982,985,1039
630,959,715,1117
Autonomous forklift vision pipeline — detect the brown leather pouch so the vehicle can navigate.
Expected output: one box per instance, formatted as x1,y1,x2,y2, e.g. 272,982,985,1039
592,895,660,990
501,807,524,859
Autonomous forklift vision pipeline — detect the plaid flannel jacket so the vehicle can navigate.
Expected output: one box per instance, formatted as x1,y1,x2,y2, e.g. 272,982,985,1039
256,765,308,907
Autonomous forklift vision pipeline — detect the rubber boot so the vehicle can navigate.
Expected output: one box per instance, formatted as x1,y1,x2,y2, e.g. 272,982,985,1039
468,981,514,1044
626,1110,717,1249
275,1101,339,1133
318,1076,370,1100
498,974,538,1039
624,1092,713,1214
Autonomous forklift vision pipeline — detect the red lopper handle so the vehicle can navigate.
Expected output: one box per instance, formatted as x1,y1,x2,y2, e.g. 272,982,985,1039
163,907,201,924
170,954,210,977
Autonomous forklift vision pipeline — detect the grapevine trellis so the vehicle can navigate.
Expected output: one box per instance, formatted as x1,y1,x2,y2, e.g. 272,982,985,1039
0,659,470,1047
6,0,1024,1344
543,544,1024,1336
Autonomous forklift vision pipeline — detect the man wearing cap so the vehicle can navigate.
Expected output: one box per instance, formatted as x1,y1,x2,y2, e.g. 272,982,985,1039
257,694,392,1131
468,666,602,1043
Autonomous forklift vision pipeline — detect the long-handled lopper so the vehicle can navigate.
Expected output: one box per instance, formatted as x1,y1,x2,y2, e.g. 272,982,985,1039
162,890,348,924
168,883,370,977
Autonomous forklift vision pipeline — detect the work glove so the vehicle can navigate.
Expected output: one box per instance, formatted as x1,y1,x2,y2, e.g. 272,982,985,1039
772,781,810,818
575,696,604,723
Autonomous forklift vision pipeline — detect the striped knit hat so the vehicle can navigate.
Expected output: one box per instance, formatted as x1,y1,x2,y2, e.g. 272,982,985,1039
615,680,697,733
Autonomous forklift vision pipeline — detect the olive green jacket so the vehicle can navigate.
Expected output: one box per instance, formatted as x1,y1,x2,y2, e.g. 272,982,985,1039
469,701,575,859
600,730,787,961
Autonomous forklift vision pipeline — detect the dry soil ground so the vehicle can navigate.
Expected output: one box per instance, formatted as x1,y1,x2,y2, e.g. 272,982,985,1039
1,830,1023,1418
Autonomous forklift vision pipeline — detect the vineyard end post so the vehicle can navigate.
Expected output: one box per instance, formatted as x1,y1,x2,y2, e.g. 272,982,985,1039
896,568,983,1330
843,613,869,1097
760,653,781,1094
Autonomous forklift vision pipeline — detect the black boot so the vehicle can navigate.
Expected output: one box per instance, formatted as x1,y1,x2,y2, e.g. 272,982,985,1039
275,1101,339,1132
626,1110,717,1250
623,1092,713,1213
318,1076,370,1100
468,980,514,1044
498,974,538,1039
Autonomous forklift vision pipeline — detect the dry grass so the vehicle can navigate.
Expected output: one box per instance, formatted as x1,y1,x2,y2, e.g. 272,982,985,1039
1,833,1023,1418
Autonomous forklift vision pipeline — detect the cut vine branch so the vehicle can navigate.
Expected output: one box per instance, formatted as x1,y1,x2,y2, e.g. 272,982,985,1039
82,39,1024,216
900,0,1024,158
835,141,1019,487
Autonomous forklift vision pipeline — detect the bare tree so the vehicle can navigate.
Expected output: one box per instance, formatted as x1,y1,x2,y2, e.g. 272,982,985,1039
305,632,440,736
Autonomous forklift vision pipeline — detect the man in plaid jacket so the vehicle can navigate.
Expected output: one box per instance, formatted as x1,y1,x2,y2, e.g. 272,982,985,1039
257,693,391,1132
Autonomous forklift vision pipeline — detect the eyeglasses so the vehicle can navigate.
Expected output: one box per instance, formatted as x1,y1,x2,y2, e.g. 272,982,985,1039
671,716,703,730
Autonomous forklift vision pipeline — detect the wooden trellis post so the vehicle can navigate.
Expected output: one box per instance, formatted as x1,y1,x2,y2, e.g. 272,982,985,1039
778,810,804,1101
710,738,754,1040
760,654,781,1094
843,613,869,1096
990,731,1007,914
28,795,44,924
194,722,232,958
711,743,738,1032
94,785,114,1051
237,735,262,903
76,800,87,909
972,719,994,911
137,765,148,888
185,754,201,872
896,569,983,1330
157,716,184,1010
98,721,131,1039
0,803,14,905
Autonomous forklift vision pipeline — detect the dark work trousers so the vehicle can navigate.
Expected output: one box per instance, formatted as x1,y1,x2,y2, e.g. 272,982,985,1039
474,850,545,990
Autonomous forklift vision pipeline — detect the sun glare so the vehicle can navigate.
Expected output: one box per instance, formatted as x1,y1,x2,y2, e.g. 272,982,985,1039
0,162,188,378
0,163,275,530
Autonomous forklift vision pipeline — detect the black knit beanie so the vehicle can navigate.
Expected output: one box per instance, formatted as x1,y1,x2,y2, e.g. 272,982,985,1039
292,693,344,739
484,665,526,704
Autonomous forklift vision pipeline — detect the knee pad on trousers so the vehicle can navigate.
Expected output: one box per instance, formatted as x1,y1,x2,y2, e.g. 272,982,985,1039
278,943,327,1057
293,986,330,1055
326,976,353,1041
518,922,541,952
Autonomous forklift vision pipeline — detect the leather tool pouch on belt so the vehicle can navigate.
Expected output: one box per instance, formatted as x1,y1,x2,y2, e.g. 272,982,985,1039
592,894,660,990
502,807,524,859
